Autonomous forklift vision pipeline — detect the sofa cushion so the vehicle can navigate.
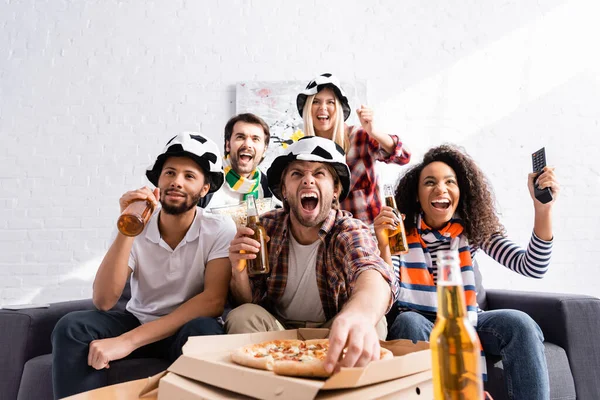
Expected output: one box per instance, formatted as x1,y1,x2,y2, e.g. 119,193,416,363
17,354,170,400
484,342,575,400
18,354,53,400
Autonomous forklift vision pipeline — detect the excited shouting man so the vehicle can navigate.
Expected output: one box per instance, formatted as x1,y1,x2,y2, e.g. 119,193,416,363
202,113,273,209
226,136,397,375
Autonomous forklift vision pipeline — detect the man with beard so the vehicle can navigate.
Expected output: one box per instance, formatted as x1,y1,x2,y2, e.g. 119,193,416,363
226,136,397,374
51,132,236,398
202,113,272,209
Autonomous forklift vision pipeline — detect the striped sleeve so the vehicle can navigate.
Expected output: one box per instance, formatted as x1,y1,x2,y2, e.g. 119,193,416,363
391,255,401,293
480,232,552,278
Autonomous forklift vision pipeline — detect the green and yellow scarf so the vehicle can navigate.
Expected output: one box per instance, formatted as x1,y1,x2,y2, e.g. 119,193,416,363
223,155,261,200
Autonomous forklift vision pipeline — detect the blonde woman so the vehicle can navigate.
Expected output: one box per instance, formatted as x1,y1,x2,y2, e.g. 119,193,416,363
297,73,411,225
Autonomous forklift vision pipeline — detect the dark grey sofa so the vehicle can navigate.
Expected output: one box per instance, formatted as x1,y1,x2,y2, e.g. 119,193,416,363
1,288,599,400
0,285,170,400
482,289,600,400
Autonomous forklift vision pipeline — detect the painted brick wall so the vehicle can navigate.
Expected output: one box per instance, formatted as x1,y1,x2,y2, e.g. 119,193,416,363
1,0,599,304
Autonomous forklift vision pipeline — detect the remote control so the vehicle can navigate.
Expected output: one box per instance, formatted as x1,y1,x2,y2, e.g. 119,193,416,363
531,147,553,204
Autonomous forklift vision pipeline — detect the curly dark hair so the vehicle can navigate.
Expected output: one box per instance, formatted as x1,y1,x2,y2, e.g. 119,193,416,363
395,144,505,248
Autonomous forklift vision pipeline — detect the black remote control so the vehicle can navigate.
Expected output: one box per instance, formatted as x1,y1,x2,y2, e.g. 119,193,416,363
531,147,553,204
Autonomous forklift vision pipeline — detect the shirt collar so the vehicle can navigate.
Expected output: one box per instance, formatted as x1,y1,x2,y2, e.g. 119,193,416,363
318,209,339,239
144,207,202,244
145,211,161,243
279,209,339,243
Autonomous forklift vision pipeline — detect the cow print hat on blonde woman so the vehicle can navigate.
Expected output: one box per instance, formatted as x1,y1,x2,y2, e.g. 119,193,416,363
146,132,224,194
296,73,352,121
267,136,351,202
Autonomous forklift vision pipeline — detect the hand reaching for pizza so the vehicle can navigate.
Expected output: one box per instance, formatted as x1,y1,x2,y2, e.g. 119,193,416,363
325,312,381,373
87,336,135,370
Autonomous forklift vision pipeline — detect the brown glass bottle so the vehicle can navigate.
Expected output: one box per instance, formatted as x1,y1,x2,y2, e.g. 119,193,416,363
117,200,154,237
430,250,484,400
245,195,270,276
383,184,409,255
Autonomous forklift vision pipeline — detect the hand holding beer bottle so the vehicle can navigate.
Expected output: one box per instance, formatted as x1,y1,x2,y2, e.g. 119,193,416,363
117,187,159,237
430,250,484,400
244,195,270,276
383,185,409,255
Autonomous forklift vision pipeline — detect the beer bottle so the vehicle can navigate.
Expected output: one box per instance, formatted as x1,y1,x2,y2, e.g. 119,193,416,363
383,184,408,255
117,200,154,237
430,250,484,400
245,195,270,276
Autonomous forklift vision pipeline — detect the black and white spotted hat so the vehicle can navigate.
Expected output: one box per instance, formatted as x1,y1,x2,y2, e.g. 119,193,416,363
296,73,351,121
146,132,224,194
267,136,351,202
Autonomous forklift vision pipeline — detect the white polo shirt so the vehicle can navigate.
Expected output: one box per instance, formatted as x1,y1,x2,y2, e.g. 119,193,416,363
125,207,236,324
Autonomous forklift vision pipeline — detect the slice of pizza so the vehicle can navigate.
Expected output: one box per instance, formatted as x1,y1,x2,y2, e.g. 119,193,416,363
230,339,305,371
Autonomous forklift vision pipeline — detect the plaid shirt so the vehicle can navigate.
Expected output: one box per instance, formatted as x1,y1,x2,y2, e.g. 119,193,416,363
340,126,411,225
249,208,398,321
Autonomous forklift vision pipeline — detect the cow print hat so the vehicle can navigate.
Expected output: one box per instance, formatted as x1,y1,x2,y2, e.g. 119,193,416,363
146,132,224,194
267,136,351,202
296,73,351,121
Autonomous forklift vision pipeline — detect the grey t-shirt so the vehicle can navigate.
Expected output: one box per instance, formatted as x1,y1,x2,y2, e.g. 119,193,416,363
275,234,326,323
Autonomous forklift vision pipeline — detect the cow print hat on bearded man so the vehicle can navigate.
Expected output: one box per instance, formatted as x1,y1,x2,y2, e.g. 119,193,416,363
146,132,225,194
266,136,351,202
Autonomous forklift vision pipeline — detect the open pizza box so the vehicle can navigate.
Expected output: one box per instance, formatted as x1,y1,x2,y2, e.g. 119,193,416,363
139,328,433,400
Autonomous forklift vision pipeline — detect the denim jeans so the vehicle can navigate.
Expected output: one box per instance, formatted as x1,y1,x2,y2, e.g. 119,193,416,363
51,310,223,399
387,309,550,400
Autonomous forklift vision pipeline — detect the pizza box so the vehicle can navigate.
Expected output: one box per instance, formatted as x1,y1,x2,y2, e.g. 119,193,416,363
155,370,433,400
139,328,431,400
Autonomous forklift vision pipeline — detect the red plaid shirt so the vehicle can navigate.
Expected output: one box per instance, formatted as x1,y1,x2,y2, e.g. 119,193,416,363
340,126,411,225
249,208,398,321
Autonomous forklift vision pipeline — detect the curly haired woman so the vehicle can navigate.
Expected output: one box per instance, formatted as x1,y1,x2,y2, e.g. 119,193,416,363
374,144,559,400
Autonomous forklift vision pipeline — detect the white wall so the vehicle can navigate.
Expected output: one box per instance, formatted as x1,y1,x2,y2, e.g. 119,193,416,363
1,0,599,305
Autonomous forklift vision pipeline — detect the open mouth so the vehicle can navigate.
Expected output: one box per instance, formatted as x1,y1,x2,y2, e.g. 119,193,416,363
238,151,254,163
431,199,450,210
316,115,329,121
300,192,319,211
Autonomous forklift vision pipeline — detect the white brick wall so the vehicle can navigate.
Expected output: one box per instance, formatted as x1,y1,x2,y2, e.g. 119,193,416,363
1,0,599,305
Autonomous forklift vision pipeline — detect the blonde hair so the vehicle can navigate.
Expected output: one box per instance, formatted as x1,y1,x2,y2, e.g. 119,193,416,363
302,94,349,153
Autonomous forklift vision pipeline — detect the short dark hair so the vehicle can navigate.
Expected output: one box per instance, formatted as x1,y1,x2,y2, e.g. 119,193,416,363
223,113,270,157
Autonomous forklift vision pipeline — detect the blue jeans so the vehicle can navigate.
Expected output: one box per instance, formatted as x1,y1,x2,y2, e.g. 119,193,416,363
51,310,223,399
387,309,549,400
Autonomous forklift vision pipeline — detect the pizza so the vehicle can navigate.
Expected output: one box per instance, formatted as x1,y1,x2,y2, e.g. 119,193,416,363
230,338,394,378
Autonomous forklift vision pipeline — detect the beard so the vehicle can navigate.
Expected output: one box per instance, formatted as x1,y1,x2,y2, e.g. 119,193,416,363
230,148,258,176
160,189,205,215
287,194,333,228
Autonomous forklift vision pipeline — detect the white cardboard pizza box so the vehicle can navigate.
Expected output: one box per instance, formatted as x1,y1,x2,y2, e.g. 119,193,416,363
139,328,432,400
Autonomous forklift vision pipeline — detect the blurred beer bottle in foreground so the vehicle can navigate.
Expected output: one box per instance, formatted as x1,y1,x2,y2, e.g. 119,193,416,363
430,250,483,400
245,194,270,276
383,184,408,255
117,200,155,237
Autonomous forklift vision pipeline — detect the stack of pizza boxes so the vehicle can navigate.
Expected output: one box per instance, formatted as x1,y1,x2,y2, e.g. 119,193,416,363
139,328,433,399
